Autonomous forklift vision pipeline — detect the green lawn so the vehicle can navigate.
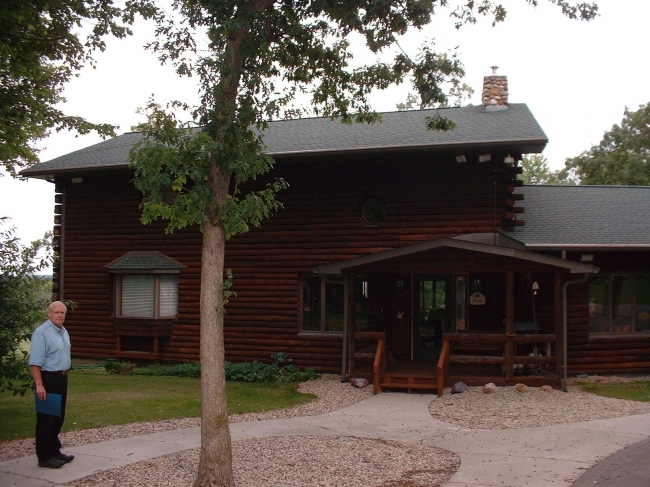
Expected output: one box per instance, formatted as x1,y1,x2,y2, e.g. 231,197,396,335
0,369,316,442
581,381,650,402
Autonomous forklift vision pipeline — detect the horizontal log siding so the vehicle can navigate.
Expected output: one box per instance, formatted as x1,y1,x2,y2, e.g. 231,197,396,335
58,155,517,371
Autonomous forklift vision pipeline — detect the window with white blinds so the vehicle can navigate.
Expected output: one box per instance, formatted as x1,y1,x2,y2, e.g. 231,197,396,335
160,274,179,317
119,274,178,318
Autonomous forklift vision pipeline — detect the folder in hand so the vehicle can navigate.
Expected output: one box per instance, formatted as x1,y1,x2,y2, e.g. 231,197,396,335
35,392,62,417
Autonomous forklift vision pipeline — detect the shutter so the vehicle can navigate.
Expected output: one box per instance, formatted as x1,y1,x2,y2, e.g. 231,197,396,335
159,275,178,317
121,275,155,317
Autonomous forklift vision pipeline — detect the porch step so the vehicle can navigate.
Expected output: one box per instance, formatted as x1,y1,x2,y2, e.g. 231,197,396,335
354,352,376,360
381,375,438,393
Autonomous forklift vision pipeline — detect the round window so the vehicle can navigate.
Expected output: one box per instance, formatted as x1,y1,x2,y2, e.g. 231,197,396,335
361,198,386,225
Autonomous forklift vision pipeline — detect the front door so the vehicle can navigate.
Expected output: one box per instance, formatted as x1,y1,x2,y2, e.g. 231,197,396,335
414,275,450,361
386,275,411,360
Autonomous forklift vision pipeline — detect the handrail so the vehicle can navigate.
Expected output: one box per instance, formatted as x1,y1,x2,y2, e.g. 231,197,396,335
436,339,450,397
373,339,385,395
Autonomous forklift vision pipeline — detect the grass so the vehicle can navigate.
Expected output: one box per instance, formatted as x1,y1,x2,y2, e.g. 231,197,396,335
581,381,650,402
0,369,316,442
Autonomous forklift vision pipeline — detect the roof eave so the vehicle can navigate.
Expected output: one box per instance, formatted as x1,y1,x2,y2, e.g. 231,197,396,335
314,234,598,275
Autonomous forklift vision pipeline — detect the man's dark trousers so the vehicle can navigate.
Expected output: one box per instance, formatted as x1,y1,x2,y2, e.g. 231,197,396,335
36,371,67,462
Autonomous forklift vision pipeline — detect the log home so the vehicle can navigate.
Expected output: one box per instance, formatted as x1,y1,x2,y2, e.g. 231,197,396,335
22,75,650,394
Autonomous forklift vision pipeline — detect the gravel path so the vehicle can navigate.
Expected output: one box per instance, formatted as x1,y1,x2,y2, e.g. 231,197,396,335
3,374,650,486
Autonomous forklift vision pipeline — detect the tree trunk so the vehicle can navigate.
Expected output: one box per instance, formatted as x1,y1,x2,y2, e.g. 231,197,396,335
193,165,234,487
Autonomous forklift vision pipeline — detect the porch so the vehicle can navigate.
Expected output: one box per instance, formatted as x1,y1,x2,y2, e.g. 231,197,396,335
312,233,598,394
354,331,561,396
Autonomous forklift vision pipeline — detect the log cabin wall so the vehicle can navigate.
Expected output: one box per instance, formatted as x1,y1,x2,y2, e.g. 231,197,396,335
566,252,650,375
55,152,520,372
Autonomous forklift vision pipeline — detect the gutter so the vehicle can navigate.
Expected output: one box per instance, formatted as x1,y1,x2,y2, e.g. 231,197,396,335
527,244,650,250
562,275,590,392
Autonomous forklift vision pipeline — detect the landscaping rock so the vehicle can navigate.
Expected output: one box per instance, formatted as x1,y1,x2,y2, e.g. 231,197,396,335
349,378,370,388
451,381,468,394
540,385,554,393
514,383,529,393
483,383,498,394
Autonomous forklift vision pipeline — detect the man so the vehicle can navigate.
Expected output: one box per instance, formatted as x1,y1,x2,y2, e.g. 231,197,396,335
29,301,74,469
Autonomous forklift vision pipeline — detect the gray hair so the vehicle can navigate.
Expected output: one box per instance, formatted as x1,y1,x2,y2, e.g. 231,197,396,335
48,301,67,312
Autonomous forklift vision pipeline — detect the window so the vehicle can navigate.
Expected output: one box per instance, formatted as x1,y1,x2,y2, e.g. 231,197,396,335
118,274,178,318
105,251,185,320
589,274,650,334
301,274,370,332
361,198,386,225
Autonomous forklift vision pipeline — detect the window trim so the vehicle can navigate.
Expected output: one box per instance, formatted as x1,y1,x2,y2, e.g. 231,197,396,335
115,273,179,319
301,274,346,333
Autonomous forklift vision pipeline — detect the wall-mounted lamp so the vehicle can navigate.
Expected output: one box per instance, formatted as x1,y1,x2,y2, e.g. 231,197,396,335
71,177,83,184
503,154,515,166
455,154,467,163
471,277,483,293
478,153,492,163
580,254,595,262
532,282,539,295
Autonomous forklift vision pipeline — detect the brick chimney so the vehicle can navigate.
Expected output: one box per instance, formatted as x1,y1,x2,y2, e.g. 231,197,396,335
482,66,508,111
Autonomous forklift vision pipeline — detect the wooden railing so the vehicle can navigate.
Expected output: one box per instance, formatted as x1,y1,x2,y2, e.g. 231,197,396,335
438,332,557,387
436,340,450,397
373,339,386,395
352,332,387,394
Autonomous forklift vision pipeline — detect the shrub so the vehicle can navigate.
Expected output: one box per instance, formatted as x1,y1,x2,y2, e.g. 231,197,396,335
114,354,318,383
104,359,135,375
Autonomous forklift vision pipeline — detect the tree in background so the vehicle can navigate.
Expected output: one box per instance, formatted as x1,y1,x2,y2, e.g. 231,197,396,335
0,0,156,177
0,218,52,396
128,1,597,485
564,102,650,185
520,154,575,185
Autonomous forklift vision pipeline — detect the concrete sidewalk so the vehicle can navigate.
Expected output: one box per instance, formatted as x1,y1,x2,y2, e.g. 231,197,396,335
2,393,650,487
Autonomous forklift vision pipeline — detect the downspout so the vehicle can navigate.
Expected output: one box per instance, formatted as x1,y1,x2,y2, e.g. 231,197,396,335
324,276,348,382
562,274,589,392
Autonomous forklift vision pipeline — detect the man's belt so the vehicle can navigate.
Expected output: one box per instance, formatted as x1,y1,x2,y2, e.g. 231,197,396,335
43,370,68,376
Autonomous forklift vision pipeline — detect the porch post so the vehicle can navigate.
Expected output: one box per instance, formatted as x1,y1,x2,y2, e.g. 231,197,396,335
505,271,515,381
346,272,356,381
554,272,564,385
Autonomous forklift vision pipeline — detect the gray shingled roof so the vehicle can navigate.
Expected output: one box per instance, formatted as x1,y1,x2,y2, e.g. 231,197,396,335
513,186,650,249
104,251,185,272
21,104,546,176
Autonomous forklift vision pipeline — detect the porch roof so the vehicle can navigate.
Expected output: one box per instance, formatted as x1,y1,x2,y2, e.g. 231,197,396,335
313,233,599,275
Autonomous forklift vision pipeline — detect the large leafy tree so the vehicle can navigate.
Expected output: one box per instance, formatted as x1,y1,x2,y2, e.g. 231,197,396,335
0,0,156,177
0,218,52,395
565,102,650,185
520,154,575,185
128,1,597,485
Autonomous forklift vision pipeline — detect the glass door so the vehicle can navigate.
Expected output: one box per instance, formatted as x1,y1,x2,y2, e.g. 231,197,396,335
414,275,449,361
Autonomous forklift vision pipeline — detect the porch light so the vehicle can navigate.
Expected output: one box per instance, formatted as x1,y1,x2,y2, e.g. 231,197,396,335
478,153,492,163
503,154,515,166
455,154,467,163
471,277,483,293
532,282,539,295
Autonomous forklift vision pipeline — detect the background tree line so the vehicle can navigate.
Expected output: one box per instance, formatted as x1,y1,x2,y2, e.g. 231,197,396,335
522,101,650,185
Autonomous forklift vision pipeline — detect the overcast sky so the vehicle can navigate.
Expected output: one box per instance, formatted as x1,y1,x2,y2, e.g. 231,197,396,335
1,0,649,251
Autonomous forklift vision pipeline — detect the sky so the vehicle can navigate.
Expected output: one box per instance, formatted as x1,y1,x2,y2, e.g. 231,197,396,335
1,0,649,251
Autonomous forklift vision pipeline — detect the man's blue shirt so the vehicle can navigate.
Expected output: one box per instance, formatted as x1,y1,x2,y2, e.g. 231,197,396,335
29,320,71,371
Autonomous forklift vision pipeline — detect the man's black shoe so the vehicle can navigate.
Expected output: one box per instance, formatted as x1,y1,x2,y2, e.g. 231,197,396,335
38,457,65,468
55,452,75,463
